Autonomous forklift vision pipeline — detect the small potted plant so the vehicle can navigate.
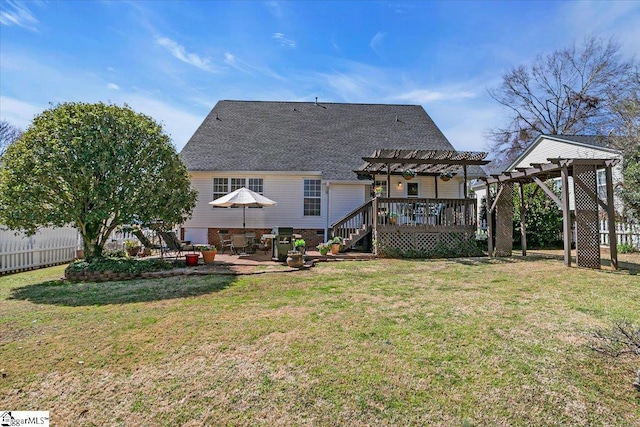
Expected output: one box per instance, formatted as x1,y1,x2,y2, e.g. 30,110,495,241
374,186,384,197
124,239,140,257
389,212,399,225
330,236,343,255
316,242,331,256
294,238,306,254
196,244,217,264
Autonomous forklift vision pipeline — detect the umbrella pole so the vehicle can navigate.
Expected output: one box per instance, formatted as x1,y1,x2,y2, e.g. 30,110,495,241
241,206,247,255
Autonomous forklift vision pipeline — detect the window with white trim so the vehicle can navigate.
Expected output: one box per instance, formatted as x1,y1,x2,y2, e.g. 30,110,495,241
304,179,321,216
230,178,246,192
248,178,264,194
213,178,229,202
597,170,606,201
213,177,264,208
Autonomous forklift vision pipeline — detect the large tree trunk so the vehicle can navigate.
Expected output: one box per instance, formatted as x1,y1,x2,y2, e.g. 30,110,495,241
79,222,105,260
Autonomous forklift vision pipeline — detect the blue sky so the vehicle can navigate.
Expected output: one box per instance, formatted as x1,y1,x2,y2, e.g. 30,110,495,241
1,1,639,153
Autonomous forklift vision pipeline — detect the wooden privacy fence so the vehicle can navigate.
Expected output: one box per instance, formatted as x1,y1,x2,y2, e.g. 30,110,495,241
0,226,80,274
600,221,640,249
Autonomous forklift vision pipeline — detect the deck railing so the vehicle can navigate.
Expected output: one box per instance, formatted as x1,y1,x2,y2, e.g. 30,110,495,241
331,199,374,243
374,197,477,230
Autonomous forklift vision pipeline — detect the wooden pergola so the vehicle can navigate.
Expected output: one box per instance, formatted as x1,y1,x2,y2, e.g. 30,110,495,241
480,158,620,270
356,149,490,197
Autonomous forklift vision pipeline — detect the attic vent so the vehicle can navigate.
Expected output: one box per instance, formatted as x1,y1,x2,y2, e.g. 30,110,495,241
293,108,296,111
395,115,398,121
216,113,220,120
315,96,318,105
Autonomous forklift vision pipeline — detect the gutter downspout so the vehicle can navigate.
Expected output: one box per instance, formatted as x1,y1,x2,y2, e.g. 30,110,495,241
325,181,330,241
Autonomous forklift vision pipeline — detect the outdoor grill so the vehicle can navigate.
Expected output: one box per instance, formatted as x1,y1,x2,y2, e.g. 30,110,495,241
271,227,294,262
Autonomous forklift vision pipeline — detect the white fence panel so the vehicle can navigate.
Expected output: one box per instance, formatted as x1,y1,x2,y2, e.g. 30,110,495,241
0,227,80,274
600,221,640,250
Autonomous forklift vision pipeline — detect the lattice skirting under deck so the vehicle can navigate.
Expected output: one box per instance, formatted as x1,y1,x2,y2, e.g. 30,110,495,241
376,229,477,256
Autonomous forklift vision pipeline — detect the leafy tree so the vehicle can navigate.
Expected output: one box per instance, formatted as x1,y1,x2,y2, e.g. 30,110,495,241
0,120,22,157
513,183,563,249
0,102,198,259
606,69,640,221
487,37,634,166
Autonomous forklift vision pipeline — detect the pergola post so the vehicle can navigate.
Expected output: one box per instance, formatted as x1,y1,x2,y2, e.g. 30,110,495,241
561,164,572,267
486,181,494,257
519,182,527,257
386,163,391,198
605,164,618,270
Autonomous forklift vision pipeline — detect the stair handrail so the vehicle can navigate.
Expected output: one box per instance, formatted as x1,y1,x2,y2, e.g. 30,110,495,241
330,199,374,241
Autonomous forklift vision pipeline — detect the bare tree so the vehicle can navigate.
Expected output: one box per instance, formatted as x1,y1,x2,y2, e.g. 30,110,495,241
605,69,640,220
0,120,23,156
487,37,634,165
587,320,640,392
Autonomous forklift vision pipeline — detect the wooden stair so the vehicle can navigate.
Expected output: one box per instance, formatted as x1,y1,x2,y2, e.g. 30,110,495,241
331,200,374,252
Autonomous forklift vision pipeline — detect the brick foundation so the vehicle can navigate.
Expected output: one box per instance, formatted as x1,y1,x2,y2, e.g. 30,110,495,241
206,228,325,251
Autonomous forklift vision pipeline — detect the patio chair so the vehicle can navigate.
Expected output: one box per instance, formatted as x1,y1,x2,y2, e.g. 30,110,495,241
231,234,249,255
218,231,233,254
133,229,164,253
158,230,195,258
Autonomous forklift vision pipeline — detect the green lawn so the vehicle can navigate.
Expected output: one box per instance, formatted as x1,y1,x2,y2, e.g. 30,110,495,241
1,256,639,426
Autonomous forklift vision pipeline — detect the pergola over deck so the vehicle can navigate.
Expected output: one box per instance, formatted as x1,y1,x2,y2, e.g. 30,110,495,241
480,158,620,270
331,149,490,255
355,149,490,197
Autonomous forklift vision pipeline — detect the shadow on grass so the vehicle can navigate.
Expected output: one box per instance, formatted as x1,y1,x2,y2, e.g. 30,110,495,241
8,275,238,306
451,252,639,275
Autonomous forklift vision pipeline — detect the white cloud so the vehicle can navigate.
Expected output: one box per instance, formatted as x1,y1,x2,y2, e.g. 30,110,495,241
107,82,120,90
0,96,44,129
156,37,220,73
370,32,386,57
223,52,286,81
0,0,38,31
223,52,252,75
393,89,477,104
561,1,640,57
272,33,296,48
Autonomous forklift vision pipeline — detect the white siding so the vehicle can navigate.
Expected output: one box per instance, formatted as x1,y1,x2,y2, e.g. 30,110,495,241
329,183,366,224
514,138,623,212
184,172,369,233
515,138,621,169
373,174,463,198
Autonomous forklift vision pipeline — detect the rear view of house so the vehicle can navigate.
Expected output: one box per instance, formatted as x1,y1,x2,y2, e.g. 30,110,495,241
180,100,486,252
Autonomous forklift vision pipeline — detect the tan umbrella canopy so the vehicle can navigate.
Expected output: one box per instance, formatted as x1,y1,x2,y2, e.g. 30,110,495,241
208,187,277,236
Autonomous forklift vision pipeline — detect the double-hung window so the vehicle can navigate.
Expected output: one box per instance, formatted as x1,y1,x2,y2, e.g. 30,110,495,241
213,178,229,202
213,177,264,208
304,179,321,216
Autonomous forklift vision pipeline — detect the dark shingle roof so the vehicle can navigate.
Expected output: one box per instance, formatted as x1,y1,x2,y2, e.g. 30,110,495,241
181,100,473,180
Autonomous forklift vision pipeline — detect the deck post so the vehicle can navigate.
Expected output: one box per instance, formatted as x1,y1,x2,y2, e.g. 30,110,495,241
372,196,378,255
561,164,571,267
519,182,527,256
386,163,391,198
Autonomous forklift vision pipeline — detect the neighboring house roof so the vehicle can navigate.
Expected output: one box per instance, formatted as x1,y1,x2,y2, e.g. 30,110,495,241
181,100,484,180
505,134,622,172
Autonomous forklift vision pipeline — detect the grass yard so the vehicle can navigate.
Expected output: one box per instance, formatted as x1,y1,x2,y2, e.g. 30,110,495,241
1,256,639,426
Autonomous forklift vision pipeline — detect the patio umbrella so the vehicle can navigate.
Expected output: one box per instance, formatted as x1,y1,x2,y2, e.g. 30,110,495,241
208,187,277,244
